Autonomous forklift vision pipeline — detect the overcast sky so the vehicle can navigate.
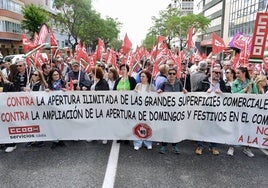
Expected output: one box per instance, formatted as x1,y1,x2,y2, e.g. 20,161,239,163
92,0,170,47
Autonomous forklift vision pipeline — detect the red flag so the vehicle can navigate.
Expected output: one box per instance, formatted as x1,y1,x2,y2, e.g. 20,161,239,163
50,29,58,57
38,24,49,45
21,34,37,53
95,38,105,61
105,49,117,69
212,32,226,55
66,79,74,91
76,42,90,63
50,29,58,47
186,27,194,49
121,33,132,54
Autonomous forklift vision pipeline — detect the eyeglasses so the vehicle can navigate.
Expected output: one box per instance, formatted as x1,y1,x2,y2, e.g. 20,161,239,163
32,74,39,77
168,72,176,75
213,71,221,74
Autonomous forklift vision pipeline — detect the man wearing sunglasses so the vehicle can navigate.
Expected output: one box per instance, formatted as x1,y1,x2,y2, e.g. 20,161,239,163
4,59,28,153
195,67,227,155
13,59,28,92
157,67,187,154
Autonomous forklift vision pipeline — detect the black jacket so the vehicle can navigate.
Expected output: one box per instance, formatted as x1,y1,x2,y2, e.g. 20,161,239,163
201,77,227,93
113,76,137,90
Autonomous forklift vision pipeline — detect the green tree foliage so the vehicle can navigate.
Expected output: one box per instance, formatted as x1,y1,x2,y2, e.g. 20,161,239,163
147,6,211,49
53,0,121,51
21,4,49,38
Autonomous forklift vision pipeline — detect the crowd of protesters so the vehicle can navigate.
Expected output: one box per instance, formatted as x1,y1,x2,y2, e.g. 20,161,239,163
0,51,268,158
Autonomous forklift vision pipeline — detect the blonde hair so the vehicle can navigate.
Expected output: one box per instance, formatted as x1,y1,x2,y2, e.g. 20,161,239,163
255,75,267,94
0,71,8,84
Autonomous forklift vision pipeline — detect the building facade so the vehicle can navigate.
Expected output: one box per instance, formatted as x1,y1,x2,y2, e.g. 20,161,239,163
194,0,267,54
0,0,68,57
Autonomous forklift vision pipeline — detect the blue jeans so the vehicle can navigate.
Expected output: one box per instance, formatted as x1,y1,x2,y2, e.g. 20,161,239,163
133,140,152,148
197,141,217,149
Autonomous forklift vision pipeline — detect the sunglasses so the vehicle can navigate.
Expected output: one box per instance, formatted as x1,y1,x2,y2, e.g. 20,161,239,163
16,64,23,67
213,71,221,74
168,72,176,75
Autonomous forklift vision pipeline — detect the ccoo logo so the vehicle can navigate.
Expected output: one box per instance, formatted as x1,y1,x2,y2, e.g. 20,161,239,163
133,123,152,139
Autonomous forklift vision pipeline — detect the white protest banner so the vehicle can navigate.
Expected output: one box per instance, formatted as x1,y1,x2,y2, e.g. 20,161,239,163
0,91,267,149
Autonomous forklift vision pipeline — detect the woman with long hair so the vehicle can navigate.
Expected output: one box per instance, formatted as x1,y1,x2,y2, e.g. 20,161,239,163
107,67,119,91
133,70,155,150
227,66,258,157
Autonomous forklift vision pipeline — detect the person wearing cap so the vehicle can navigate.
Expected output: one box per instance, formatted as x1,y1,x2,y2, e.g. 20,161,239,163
180,61,191,92
65,60,91,90
190,60,208,92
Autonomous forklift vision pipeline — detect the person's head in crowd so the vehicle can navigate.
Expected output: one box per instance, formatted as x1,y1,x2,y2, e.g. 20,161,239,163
166,59,176,68
211,67,222,81
247,63,255,78
49,68,62,81
167,67,177,81
98,62,106,71
30,69,47,86
3,59,11,69
119,64,129,77
15,59,26,74
71,60,80,72
251,69,260,81
8,64,19,82
158,64,169,76
181,61,187,71
197,60,207,72
222,60,232,70
263,55,268,65
206,58,212,68
108,67,119,81
194,57,201,65
213,63,222,69
91,66,104,80
225,68,236,82
51,58,58,68
41,63,51,76
236,66,250,82
140,69,152,84
143,59,153,72
254,75,267,93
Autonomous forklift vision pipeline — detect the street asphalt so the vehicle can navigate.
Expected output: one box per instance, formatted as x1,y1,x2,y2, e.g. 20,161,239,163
0,140,267,188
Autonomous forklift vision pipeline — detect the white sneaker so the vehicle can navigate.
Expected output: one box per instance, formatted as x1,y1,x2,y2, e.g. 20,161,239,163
227,147,234,156
102,140,108,144
134,146,140,150
243,148,254,158
5,146,17,153
147,146,152,150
